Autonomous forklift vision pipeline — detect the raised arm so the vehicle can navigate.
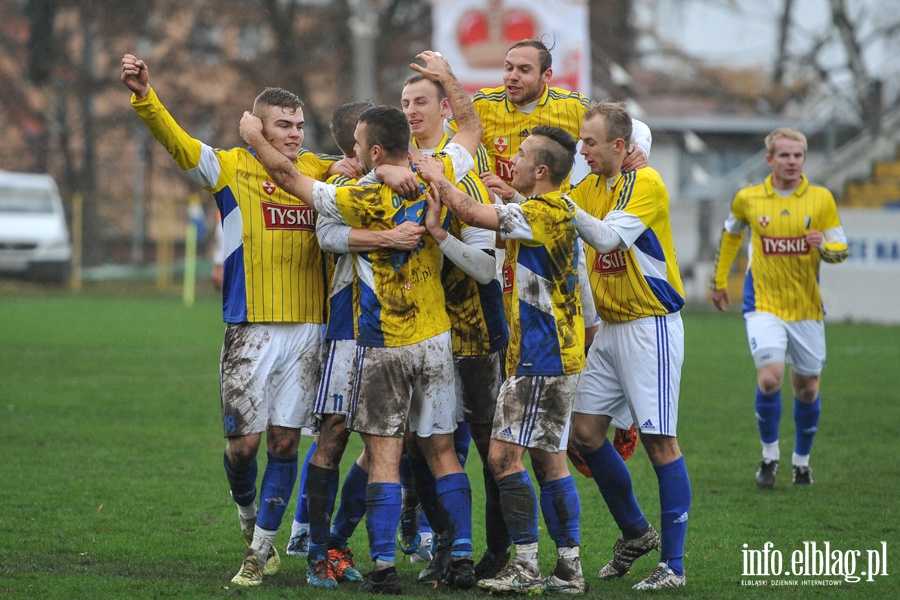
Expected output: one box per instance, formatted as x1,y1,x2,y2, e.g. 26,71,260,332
416,156,499,230
121,54,150,100
410,51,483,158
239,111,316,207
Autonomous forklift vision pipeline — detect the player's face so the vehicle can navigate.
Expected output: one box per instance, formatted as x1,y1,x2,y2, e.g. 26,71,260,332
510,135,538,194
580,115,620,178
503,46,551,106
401,80,449,142
260,104,305,161
767,137,806,189
353,122,375,173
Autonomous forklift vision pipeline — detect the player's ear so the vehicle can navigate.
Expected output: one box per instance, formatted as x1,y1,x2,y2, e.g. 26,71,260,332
535,163,550,181
541,67,553,84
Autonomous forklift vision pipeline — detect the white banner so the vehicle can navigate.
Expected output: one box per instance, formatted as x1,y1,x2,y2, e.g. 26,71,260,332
430,0,591,97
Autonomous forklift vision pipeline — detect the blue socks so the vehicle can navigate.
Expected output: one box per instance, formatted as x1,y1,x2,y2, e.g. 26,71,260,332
582,440,648,538
755,388,782,444
496,471,539,545
365,482,402,563
293,441,316,525
223,453,258,507
454,422,471,468
306,463,339,561
655,456,691,576
539,475,580,548
794,396,820,456
257,451,298,531
330,461,368,548
435,472,473,557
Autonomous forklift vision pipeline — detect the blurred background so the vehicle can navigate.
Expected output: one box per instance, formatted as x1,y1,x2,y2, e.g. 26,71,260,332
0,0,898,321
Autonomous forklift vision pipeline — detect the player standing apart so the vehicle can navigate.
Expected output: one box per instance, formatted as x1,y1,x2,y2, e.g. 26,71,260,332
121,54,335,587
569,101,691,590
711,127,848,488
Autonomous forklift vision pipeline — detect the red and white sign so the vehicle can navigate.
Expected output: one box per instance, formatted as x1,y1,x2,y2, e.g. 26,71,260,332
502,263,514,293
262,181,276,195
760,235,809,256
432,0,590,97
593,248,627,274
261,201,316,231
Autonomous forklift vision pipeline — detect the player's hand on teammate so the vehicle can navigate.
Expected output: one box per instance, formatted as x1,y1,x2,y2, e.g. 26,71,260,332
480,171,517,202
622,145,648,172
329,157,363,180
410,50,453,82
239,111,264,146
120,54,150,99
374,164,420,200
711,288,730,311
411,155,446,186
423,187,449,243
383,220,425,250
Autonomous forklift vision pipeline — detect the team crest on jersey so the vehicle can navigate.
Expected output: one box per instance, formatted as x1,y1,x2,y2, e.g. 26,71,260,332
758,215,770,228
493,137,509,153
261,200,316,231
593,248,627,274
262,181,276,195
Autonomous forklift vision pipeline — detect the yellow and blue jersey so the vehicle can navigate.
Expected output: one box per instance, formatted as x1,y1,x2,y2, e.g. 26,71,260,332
416,135,508,356
321,156,462,348
571,168,685,322
713,174,847,321
131,87,336,324
498,190,585,376
322,174,359,341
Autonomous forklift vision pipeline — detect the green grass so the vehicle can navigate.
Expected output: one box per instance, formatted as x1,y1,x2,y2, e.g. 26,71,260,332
0,285,897,598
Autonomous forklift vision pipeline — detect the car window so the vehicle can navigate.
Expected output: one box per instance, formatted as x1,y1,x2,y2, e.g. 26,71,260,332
0,187,55,213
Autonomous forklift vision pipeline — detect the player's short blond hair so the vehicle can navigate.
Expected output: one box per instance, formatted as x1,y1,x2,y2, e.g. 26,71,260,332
765,128,807,156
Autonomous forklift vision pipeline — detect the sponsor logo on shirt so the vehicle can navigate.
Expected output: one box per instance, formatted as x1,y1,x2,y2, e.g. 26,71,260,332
593,248,627,274
760,235,809,256
262,201,316,231
502,263,514,293
495,156,514,182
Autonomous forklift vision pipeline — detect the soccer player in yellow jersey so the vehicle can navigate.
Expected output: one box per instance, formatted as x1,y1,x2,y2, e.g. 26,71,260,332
568,101,691,590
710,128,848,489
240,51,483,594
447,39,651,197
121,54,338,587
416,125,588,595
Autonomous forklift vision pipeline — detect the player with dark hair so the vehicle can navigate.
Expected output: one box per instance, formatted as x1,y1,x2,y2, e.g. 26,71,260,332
121,54,337,587
415,124,589,595
240,50,485,594
711,127,848,488
569,100,691,590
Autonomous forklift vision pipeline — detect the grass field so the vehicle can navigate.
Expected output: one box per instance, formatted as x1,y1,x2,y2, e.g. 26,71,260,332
0,284,897,599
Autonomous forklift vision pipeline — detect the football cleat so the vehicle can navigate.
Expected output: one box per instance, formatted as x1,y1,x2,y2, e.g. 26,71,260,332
792,465,814,486
478,561,544,595
474,550,510,580
755,459,779,489
360,566,402,595
632,562,686,590
598,524,660,580
286,528,310,557
306,557,338,589
329,547,363,582
231,548,265,587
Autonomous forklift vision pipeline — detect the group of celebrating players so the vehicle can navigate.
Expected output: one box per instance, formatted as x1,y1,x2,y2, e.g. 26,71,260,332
120,30,847,595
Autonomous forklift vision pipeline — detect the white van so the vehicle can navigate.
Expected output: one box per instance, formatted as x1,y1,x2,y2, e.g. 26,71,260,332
0,171,72,283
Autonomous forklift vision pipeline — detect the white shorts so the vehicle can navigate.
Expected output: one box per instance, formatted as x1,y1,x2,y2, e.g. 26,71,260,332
492,373,579,452
573,313,683,437
347,331,458,438
314,338,357,416
744,312,826,376
220,322,323,436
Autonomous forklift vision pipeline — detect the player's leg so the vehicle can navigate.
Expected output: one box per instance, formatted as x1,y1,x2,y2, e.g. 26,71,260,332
328,450,369,579
627,314,689,590
358,433,404,594
571,322,657,581
786,319,826,485
287,439,315,556
410,332,475,589
746,312,789,488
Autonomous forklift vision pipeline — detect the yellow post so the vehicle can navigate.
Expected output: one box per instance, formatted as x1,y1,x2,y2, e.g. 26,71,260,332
183,195,199,307
70,193,83,292
157,197,172,291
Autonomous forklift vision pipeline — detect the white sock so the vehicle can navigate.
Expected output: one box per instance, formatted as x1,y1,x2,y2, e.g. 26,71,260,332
557,546,579,560
761,441,780,462
792,452,810,467
291,520,309,536
237,503,257,523
514,543,539,572
251,526,277,555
